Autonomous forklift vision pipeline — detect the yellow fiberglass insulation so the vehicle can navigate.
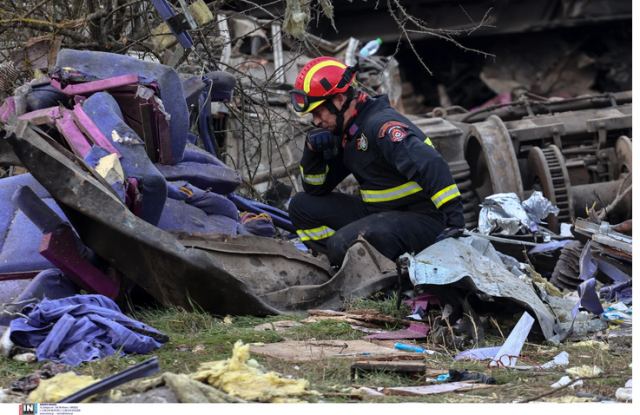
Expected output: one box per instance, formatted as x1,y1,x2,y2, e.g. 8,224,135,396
193,340,312,402
28,372,98,402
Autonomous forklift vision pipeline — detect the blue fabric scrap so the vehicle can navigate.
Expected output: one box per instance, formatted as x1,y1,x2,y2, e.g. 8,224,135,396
9,294,168,366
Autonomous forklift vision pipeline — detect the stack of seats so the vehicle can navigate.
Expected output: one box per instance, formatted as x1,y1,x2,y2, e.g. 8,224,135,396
0,49,273,280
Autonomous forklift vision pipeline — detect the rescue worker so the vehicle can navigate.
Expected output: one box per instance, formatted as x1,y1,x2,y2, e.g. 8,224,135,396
288,57,465,266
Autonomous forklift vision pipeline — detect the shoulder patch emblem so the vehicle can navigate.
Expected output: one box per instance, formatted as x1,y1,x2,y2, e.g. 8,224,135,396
378,121,409,142
356,133,368,151
388,126,407,142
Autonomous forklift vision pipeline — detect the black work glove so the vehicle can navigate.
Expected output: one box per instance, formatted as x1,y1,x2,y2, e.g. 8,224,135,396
435,227,467,242
306,128,338,160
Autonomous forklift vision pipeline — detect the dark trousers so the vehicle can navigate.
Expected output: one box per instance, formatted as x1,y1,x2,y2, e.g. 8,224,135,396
289,192,445,266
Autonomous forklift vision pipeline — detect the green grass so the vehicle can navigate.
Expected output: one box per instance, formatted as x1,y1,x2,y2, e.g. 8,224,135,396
346,291,411,321
286,320,363,340
0,302,632,403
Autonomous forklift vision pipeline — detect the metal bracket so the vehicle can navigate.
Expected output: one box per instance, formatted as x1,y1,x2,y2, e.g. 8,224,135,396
586,114,632,150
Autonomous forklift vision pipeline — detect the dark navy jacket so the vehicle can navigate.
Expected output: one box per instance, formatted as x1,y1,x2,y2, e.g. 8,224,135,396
299,94,464,228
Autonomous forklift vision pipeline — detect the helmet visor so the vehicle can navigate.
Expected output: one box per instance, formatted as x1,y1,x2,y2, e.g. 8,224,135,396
289,89,328,113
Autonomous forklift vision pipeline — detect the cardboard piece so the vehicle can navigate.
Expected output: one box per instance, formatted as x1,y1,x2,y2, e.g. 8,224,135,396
384,382,492,396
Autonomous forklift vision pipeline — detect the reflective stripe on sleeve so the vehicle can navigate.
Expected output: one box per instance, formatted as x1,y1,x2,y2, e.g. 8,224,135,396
424,137,434,147
296,225,336,241
300,165,328,185
431,184,461,208
360,181,423,203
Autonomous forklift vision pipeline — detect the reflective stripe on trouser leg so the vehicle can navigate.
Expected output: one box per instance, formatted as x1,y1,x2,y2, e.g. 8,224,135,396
360,181,423,203
431,184,461,208
296,225,336,241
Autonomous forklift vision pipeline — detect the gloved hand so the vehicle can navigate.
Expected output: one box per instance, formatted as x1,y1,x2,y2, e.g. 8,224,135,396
306,128,337,159
435,227,467,242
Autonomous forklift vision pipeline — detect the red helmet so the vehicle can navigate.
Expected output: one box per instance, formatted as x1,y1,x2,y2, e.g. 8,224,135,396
290,57,357,113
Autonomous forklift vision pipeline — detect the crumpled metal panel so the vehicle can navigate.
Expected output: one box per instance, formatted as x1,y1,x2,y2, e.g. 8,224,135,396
182,234,397,311
402,236,558,340
179,234,332,296
261,236,397,311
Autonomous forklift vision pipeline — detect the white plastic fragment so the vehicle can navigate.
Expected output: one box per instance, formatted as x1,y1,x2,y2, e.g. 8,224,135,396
455,346,501,361
551,376,583,389
551,376,572,388
601,302,632,324
0,329,13,357
489,312,535,368
12,352,36,362
540,351,570,369
357,387,385,397
560,223,573,237
615,379,632,402
111,130,138,144
569,380,584,389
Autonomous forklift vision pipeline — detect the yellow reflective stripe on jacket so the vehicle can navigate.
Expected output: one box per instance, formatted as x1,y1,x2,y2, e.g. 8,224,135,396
360,181,423,203
300,165,328,185
424,136,434,147
431,184,461,208
296,225,335,241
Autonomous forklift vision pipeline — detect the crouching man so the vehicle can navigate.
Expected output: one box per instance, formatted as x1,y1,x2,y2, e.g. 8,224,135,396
288,57,465,266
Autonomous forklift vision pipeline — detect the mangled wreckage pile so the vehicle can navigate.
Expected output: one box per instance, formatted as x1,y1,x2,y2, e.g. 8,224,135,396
0,4,632,404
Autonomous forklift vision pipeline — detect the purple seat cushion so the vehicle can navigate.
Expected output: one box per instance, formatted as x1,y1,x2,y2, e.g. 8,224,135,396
56,49,188,164
167,181,238,220
0,174,65,274
156,162,241,195
157,198,238,236
82,92,167,225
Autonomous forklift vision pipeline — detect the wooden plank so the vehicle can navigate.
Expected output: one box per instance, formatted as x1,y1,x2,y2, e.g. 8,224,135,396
351,360,444,376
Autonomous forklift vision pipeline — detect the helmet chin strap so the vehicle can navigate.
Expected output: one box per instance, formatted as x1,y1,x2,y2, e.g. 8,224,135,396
324,88,354,139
